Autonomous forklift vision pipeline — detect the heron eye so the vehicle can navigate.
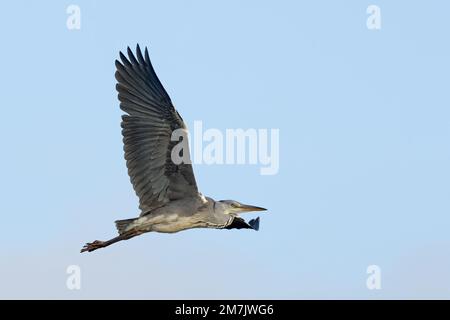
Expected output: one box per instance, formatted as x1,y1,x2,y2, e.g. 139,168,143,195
231,203,238,208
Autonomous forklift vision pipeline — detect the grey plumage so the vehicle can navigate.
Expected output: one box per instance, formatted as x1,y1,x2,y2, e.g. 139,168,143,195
81,45,267,253
116,46,197,213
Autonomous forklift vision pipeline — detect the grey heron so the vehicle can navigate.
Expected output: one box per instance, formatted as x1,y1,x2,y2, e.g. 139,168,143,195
81,45,267,253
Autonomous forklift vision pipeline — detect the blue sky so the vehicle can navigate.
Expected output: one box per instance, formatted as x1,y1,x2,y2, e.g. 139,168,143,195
0,1,449,299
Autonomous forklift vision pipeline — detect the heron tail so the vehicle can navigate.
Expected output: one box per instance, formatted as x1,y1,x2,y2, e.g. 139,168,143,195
115,218,137,235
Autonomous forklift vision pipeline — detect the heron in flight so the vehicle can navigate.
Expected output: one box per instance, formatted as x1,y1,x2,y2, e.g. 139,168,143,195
81,45,267,253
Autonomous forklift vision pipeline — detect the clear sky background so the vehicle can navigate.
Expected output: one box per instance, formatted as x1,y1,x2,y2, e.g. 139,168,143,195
1,1,449,299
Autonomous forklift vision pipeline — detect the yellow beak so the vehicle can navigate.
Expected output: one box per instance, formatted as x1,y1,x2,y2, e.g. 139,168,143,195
239,204,267,212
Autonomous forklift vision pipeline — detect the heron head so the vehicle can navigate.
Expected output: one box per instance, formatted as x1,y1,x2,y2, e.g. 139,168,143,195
218,200,267,215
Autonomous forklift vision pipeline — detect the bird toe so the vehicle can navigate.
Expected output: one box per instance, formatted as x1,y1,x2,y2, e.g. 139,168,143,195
80,240,104,253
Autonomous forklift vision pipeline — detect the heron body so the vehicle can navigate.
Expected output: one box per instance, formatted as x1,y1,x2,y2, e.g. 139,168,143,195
119,196,231,234
81,45,266,253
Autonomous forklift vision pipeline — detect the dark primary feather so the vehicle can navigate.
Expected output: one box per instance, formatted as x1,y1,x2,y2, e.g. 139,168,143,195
225,217,259,230
115,44,198,213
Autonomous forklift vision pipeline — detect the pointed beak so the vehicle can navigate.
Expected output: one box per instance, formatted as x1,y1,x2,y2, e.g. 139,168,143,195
239,204,267,212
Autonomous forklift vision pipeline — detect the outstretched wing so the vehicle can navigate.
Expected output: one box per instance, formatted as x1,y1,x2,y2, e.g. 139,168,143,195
115,45,198,213
225,217,260,231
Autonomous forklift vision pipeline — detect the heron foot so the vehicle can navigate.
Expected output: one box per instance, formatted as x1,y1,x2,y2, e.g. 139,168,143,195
80,240,105,253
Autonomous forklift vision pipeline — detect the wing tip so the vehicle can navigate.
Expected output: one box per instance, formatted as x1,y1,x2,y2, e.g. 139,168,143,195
249,217,260,231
